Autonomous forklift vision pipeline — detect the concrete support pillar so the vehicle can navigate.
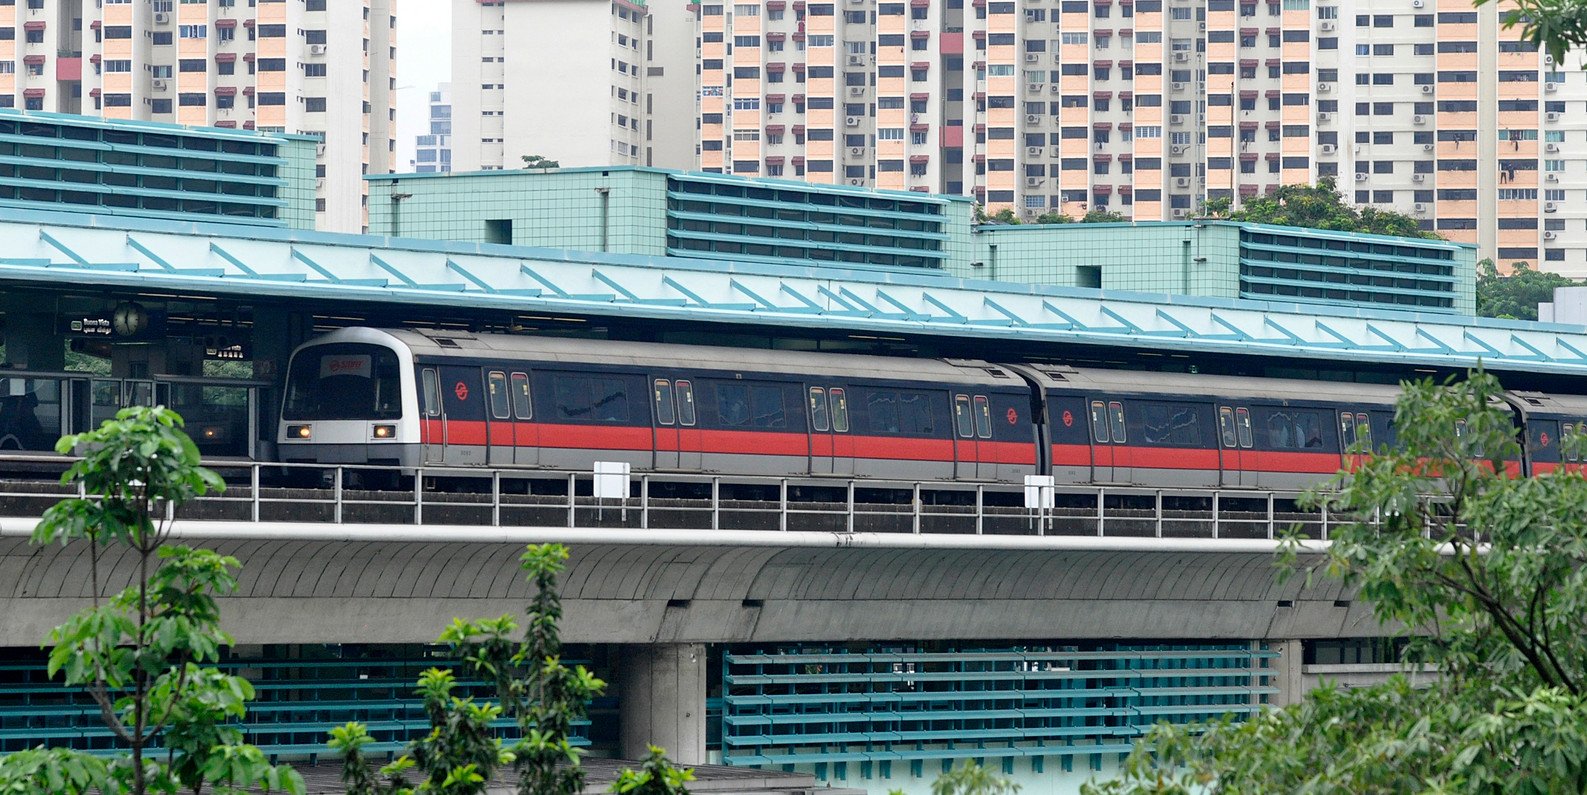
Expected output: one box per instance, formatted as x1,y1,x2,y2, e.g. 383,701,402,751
1267,639,1306,707
2,304,64,372
618,643,707,765
249,307,310,458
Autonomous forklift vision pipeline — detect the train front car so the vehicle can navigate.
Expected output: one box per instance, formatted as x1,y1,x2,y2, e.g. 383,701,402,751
277,328,419,470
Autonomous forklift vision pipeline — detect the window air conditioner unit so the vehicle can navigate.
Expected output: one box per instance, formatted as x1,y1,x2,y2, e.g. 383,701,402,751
1050,84,1061,93
1545,230,1558,240
1546,55,1556,65
1546,82,1558,92
1171,81,1186,90
1318,111,1333,122
1028,83,1041,92
1170,114,1185,124
1175,177,1190,187
1173,51,1188,62
1354,172,1368,182
1171,144,1186,154
1413,115,1428,124
1546,202,1558,212
1172,208,1188,218
845,116,861,126
154,12,169,24
849,146,865,155
1028,146,1043,156
1420,84,1433,93
1412,173,1425,182
1423,143,1434,151
847,55,865,66
848,178,866,186
1026,53,1040,63
1412,0,1423,7
1548,112,1562,122
1026,114,1041,123
1050,146,1062,156
1548,172,1560,182
1548,142,1561,152
152,79,168,90
1320,20,1334,30
848,86,865,96
1413,203,1427,213
309,44,327,55
1026,176,1044,186
1320,143,1335,154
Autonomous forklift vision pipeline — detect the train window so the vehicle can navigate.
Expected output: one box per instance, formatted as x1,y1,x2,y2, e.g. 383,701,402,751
1090,400,1109,444
1339,412,1355,449
973,396,992,439
1142,403,1202,447
654,379,676,426
1108,401,1126,444
487,371,510,420
866,389,941,436
713,381,794,429
283,343,403,421
954,394,974,438
676,380,696,426
552,375,632,424
809,387,829,432
831,388,850,432
1267,410,1324,449
1235,408,1254,448
511,373,532,419
421,368,440,417
1356,413,1370,448
1218,407,1237,448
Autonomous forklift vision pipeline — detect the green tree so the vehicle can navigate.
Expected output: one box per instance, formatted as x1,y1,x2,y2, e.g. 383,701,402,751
332,544,619,795
609,746,695,795
1476,257,1577,320
1476,0,1587,64
1032,212,1075,224
930,760,1021,795
1087,370,1587,794
10,406,302,795
1080,209,1129,224
521,154,561,172
1200,179,1439,239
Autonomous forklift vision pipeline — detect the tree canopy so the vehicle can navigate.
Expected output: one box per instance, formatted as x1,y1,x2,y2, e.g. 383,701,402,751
976,207,1131,225
1201,179,1439,239
1085,371,1587,794
1476,258,1577,320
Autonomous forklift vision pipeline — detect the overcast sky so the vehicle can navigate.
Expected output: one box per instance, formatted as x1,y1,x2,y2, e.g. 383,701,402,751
394,2,452,172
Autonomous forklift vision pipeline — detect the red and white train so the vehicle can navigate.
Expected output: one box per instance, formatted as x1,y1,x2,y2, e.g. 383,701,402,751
277,327,1587,489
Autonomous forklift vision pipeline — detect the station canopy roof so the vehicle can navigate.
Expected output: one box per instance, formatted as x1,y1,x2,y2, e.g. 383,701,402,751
2,209,1585,376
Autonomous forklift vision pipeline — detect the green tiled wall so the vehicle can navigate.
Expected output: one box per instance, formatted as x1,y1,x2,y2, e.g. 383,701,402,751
278,136,319,231
961,222,1243,299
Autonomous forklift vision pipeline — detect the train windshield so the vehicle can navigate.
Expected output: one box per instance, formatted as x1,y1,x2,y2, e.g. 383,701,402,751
283,343,402,421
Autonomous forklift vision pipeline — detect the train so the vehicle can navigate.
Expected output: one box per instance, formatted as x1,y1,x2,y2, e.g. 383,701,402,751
276,327,1587,490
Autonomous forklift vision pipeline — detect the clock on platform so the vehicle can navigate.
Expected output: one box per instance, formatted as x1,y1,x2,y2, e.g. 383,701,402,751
111,302,147,338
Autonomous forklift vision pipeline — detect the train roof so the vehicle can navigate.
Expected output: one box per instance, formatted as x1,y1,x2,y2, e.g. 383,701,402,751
305,327,1022,389
1014,364,1404,407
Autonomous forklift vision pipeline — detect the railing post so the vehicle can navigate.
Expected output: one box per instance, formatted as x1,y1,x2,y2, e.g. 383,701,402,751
712,477,721,531
779,478,788,532
641,475,650,530
1320,496,1329,541
1096,487,1105,537
332,467,343,524
975,484,984,535
1212,491,1221,540
250,464,260,524
846,480,855,534
414,468,424,525
1155,489,1163,538
491,470,501,528
912,482,922,535
1266,492,1276,540
568,473,578,528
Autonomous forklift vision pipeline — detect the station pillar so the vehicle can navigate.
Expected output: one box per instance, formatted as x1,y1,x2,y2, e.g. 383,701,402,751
1268,639,1306,707
618,643,707,765
1,300,64,371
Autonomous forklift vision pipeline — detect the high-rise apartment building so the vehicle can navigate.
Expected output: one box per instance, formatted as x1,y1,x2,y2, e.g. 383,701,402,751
0,0,395,233
414,83,452,173
697,0,1587,274
451,0,695,172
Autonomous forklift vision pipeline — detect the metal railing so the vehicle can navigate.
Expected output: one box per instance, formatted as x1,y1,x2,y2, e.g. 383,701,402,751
0,458,1341,541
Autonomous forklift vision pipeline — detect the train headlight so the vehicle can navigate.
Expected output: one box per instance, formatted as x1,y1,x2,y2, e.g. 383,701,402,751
372,424,396,440
287,425,312,440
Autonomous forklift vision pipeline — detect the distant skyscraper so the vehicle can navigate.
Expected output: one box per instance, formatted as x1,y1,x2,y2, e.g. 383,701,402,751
0,0,396,233
450,0,695,172
414,84,452,173
694,0,1586,274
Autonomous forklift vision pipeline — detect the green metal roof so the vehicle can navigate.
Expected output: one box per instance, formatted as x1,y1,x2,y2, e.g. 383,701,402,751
1,209,1583,376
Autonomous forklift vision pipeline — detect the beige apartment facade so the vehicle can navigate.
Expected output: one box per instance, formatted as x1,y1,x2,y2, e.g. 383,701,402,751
451,0,695,172
696,0,1587,274
0,0,396,233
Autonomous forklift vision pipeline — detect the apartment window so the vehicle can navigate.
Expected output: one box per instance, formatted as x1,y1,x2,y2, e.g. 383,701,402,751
103,59,132,73
258,58,286,71
303,97,326,112
302,63,327,77
304,29,327,45
178,93,206,106
179,24,207,38
179,59,205,72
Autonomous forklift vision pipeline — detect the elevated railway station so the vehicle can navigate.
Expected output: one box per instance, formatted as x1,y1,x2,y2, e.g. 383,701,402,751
0,206,1577,792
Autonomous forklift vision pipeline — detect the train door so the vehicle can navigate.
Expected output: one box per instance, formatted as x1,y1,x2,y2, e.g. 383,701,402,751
509,371,538,467
438,365,485,466
674,380,701,470
653,378,679,470
419,367,444,465
485,371,515,467
829,387,854,475
1231,406,1256,487
953,394,977,479
972,395,996,479
806,386,853,475
1217,405,1245,487
1088,399,1114,482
